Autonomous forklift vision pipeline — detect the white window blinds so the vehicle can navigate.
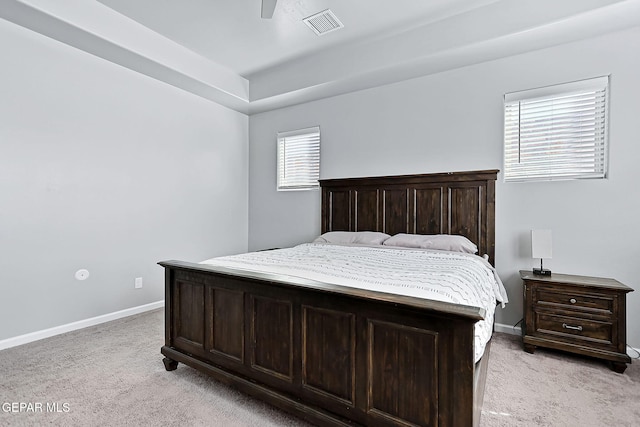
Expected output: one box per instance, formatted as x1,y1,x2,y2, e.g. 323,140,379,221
277,126,320,190
504,76,609,182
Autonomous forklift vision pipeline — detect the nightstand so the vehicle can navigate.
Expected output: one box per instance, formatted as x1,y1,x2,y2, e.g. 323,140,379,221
520,270,633,373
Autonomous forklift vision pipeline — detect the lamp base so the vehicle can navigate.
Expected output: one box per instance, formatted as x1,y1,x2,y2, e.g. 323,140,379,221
533,268,552,276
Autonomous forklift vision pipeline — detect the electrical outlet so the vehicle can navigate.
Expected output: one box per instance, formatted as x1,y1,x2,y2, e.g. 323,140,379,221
135,277,143,289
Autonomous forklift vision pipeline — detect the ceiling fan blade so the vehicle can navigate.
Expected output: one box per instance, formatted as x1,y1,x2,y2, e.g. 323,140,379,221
261,0,277,19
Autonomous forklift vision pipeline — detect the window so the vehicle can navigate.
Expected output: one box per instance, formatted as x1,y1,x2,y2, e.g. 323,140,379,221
277,126,320,191
504,76,609,182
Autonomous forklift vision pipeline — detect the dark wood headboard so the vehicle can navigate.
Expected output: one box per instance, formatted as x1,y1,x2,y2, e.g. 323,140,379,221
320,169,498,266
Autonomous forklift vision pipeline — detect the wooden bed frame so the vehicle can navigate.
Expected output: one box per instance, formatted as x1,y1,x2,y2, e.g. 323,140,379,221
160,169,498,427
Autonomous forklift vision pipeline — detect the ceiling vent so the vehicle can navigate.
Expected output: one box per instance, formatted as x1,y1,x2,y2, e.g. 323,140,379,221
303,9,344,36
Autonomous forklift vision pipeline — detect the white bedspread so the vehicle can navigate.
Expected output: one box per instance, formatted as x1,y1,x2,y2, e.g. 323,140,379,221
201,243,507,363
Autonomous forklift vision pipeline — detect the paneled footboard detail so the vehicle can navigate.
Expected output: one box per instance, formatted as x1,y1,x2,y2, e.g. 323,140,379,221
302,306,356,405
207,287,244,363
250,295,294,382
368,320,438,426
172,278,206,358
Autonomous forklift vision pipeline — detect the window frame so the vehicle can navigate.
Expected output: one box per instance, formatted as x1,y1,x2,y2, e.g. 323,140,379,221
276,126,321,191
503,76,610,183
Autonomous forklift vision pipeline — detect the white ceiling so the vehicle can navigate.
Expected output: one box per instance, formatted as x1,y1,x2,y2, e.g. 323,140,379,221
2,0,640,114
95,0,500,77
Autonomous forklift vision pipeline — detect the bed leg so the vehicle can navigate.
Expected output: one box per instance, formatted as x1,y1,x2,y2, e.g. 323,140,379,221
163,357,178,371
610,362,627,374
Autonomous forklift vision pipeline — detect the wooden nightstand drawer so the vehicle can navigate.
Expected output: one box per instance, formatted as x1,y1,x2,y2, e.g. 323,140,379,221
535,312,613,345
536,288,614,316
520,270,633,373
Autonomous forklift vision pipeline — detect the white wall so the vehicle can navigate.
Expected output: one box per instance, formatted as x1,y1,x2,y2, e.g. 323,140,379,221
0,19,249,341
249,26,640,349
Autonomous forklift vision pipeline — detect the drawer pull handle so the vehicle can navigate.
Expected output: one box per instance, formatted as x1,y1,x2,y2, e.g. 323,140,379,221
562,323,583,331
569,298,577,304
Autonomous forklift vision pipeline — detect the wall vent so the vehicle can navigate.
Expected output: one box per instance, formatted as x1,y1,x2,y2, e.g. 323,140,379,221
303,9,344,36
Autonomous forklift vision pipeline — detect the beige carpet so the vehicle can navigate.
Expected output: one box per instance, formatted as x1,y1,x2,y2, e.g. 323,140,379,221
481,332,639,426
0,309,637,426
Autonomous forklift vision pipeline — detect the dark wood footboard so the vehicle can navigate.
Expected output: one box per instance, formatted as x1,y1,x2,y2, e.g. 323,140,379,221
160,260,488,427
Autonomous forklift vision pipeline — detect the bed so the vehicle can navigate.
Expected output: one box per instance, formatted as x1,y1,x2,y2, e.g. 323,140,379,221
160,169,502,427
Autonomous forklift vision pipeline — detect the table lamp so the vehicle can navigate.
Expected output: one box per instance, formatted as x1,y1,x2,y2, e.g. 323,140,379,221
531,229,552,276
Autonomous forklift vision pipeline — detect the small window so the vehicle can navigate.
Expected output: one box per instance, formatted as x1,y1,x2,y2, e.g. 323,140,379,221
277,126,320,191
504,76,609,182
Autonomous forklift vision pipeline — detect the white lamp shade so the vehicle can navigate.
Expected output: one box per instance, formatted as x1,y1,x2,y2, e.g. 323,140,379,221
531,229,552,259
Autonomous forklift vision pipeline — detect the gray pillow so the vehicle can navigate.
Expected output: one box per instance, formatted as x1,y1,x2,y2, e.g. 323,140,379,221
313,231,391,245
383,233,478,254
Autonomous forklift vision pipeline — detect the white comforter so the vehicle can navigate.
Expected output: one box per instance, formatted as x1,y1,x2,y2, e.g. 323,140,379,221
201,243,508,363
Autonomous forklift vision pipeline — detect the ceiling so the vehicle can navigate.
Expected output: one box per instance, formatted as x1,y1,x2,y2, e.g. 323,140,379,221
95,0,500,77
2,0,639,114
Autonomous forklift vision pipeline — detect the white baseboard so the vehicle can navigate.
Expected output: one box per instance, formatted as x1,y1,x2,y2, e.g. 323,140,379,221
493,322,640,359
0,300,164,351
494,322,522,336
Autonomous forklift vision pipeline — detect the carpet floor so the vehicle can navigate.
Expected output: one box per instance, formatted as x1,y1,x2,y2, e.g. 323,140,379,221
0,309,637,426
